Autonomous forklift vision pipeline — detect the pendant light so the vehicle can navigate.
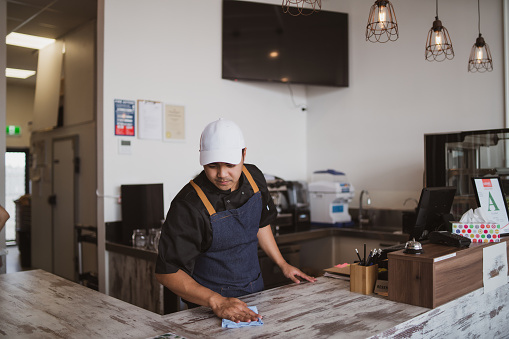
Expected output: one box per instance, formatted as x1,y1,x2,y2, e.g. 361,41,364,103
425,0,454,61
468,0,493,72
282,0,321,16
366,0,399,43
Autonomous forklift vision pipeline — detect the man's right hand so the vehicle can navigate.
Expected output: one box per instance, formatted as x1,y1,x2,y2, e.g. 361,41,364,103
209,296,261,323
156,270,262,323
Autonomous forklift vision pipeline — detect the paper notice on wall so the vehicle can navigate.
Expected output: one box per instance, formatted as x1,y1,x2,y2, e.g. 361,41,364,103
138,100,163,140
164,104,185,142
483,242,508,293
114,99,135,136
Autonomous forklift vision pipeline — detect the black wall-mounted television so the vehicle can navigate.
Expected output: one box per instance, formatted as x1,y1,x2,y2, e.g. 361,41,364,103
222,0,349,88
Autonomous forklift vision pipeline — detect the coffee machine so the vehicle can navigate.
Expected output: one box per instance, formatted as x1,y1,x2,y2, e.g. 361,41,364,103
265,176,311,235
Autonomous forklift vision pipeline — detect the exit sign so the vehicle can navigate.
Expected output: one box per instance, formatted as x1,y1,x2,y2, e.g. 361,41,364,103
6,125,21,136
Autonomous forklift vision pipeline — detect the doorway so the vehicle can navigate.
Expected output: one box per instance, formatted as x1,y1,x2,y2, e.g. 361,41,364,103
5,148,29,244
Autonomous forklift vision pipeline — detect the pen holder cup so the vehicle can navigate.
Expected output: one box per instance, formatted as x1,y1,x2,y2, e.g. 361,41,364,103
350,263,378,295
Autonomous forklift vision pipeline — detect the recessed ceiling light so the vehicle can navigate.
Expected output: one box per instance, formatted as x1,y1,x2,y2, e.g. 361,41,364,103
6,68,36,79
6,32,55,49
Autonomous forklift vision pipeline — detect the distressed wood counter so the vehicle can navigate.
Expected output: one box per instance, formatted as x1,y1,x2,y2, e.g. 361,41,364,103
2,269,509,338
105,226,408,315
161,276,509,338
0,270,172,338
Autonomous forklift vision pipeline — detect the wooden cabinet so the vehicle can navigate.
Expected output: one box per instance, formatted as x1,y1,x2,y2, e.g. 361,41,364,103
108,248,164,314
388,238,509,308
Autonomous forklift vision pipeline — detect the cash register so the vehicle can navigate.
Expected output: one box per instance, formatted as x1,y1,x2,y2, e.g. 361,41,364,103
382,186,470,259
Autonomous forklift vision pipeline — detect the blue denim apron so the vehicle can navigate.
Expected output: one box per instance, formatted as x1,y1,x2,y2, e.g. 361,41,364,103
189,166,264,298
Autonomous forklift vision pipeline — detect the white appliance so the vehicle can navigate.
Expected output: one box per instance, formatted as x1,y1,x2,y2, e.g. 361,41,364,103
308,169,355,225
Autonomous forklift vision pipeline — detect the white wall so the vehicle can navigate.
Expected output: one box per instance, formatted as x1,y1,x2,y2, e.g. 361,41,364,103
101,0,308,225
64,21,96,125
307,0,505,209
33,41,64,131
6,85,34,148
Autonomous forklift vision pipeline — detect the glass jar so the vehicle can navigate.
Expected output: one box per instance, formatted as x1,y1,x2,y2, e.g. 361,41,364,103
132,229,147,248
146,228,161,251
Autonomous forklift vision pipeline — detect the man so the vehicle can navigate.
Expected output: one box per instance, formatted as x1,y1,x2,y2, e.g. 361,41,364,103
156,118,315,323
0,205,9,231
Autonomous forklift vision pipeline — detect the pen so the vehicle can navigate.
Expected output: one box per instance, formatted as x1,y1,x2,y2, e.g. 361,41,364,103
366,250,373,265
355,248,362,263
364,244,366,266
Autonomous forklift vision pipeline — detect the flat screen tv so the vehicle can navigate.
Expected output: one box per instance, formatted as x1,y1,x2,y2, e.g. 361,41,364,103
222,0,349,88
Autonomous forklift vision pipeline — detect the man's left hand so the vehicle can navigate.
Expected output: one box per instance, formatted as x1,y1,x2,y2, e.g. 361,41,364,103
280,262,317,284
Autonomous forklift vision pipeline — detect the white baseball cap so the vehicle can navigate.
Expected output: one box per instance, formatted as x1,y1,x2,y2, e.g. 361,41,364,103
199,118,245,165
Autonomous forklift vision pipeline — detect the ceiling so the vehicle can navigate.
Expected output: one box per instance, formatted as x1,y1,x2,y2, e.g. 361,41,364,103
6,0,97,87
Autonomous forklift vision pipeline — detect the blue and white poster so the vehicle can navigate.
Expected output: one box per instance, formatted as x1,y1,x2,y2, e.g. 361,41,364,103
114,99,135,136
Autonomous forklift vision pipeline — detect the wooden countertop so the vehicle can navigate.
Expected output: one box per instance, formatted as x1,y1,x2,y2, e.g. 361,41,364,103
0,270,172,338
2,268,507,338
0,269,429,338
161,276,429,338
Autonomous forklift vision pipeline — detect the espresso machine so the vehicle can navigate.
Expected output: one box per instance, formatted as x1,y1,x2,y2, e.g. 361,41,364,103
265,175,311,235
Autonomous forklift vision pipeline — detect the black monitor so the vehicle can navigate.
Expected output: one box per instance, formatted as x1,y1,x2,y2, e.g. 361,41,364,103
410,186,457,241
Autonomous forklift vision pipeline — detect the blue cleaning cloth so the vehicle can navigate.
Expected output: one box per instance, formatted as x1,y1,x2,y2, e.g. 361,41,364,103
221,306,264,328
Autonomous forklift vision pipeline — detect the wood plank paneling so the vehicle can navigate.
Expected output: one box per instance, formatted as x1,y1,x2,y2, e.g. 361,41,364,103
108,250,163,314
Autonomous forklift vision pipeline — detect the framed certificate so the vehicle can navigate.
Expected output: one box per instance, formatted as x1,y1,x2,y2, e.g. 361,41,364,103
472,176,509,233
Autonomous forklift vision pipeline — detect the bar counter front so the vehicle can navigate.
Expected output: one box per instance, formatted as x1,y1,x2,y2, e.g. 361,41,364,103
1,265,509,338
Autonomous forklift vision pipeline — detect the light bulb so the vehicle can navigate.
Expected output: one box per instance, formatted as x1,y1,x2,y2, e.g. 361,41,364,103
435,32,442,51
378,5,386,29
476,47,483,63
269,51,279,58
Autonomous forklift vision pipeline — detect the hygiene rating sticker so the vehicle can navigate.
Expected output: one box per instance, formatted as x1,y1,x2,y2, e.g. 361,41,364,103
452,223,500,243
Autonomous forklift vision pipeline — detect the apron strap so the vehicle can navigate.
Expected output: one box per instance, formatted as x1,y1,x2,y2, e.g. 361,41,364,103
190,165,259,216
242,165,259,193
190,180,216,215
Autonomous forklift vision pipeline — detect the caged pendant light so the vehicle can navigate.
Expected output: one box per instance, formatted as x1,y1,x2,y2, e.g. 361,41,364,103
425,0,454,61
468,0,493,72
282,0,321,16
366,0,399,43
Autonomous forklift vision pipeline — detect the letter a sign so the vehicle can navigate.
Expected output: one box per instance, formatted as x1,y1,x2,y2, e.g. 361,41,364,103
473,177,509,234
